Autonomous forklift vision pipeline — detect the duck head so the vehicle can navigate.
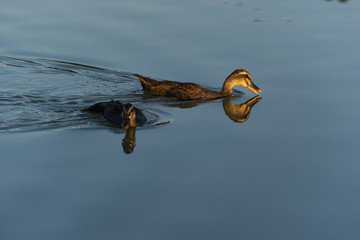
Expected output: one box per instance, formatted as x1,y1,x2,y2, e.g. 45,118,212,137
222,69,262,95
121,103,137,129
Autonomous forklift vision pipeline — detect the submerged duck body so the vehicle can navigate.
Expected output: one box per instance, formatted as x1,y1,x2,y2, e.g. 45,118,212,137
134,69,262,100
86,100,146,129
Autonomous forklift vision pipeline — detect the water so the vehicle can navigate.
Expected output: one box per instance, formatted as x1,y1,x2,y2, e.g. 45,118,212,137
1,0,360,239
0,56,173,132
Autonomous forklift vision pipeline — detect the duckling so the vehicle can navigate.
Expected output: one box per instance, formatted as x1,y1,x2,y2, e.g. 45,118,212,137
85,100,146,129
134,69,262,100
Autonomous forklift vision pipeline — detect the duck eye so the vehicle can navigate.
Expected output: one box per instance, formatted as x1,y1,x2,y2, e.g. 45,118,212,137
242,74,250,80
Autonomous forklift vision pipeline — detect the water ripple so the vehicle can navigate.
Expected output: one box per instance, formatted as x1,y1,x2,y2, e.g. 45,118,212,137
0,56,174,132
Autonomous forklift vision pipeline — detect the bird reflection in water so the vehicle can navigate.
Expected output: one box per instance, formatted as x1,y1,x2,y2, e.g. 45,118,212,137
163,95,262,124
222,95,262,123
122,127,136,154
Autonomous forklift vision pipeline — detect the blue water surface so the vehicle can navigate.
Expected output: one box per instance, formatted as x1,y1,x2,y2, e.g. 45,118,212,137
1,0,360,239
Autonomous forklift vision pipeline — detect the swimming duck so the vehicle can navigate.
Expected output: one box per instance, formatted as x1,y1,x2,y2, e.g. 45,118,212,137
85,100,146,129
134,69,262,100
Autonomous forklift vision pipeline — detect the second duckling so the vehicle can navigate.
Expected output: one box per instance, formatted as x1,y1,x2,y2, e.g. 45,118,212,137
86,100,146,129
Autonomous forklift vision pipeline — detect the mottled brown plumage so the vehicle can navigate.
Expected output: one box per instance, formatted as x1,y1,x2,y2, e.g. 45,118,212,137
134,69,262,100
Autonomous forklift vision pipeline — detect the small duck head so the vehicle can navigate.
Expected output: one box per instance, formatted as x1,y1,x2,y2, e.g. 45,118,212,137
222,69,263,95
122,103,137,129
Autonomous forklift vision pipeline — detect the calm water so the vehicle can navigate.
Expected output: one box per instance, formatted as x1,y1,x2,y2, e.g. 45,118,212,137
1,0,360,239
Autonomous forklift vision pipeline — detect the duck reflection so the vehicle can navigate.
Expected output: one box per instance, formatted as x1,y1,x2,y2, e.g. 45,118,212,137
223,95,262,123
163,95,262,123
122,127,136,154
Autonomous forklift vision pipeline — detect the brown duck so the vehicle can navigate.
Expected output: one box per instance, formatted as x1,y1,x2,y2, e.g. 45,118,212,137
134,69,262,100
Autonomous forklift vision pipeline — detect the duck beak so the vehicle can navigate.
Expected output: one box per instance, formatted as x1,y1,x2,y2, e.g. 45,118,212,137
247,82,262,95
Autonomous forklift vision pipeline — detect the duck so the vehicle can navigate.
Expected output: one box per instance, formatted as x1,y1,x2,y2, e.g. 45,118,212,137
134,69,262,100
85,100,146,129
